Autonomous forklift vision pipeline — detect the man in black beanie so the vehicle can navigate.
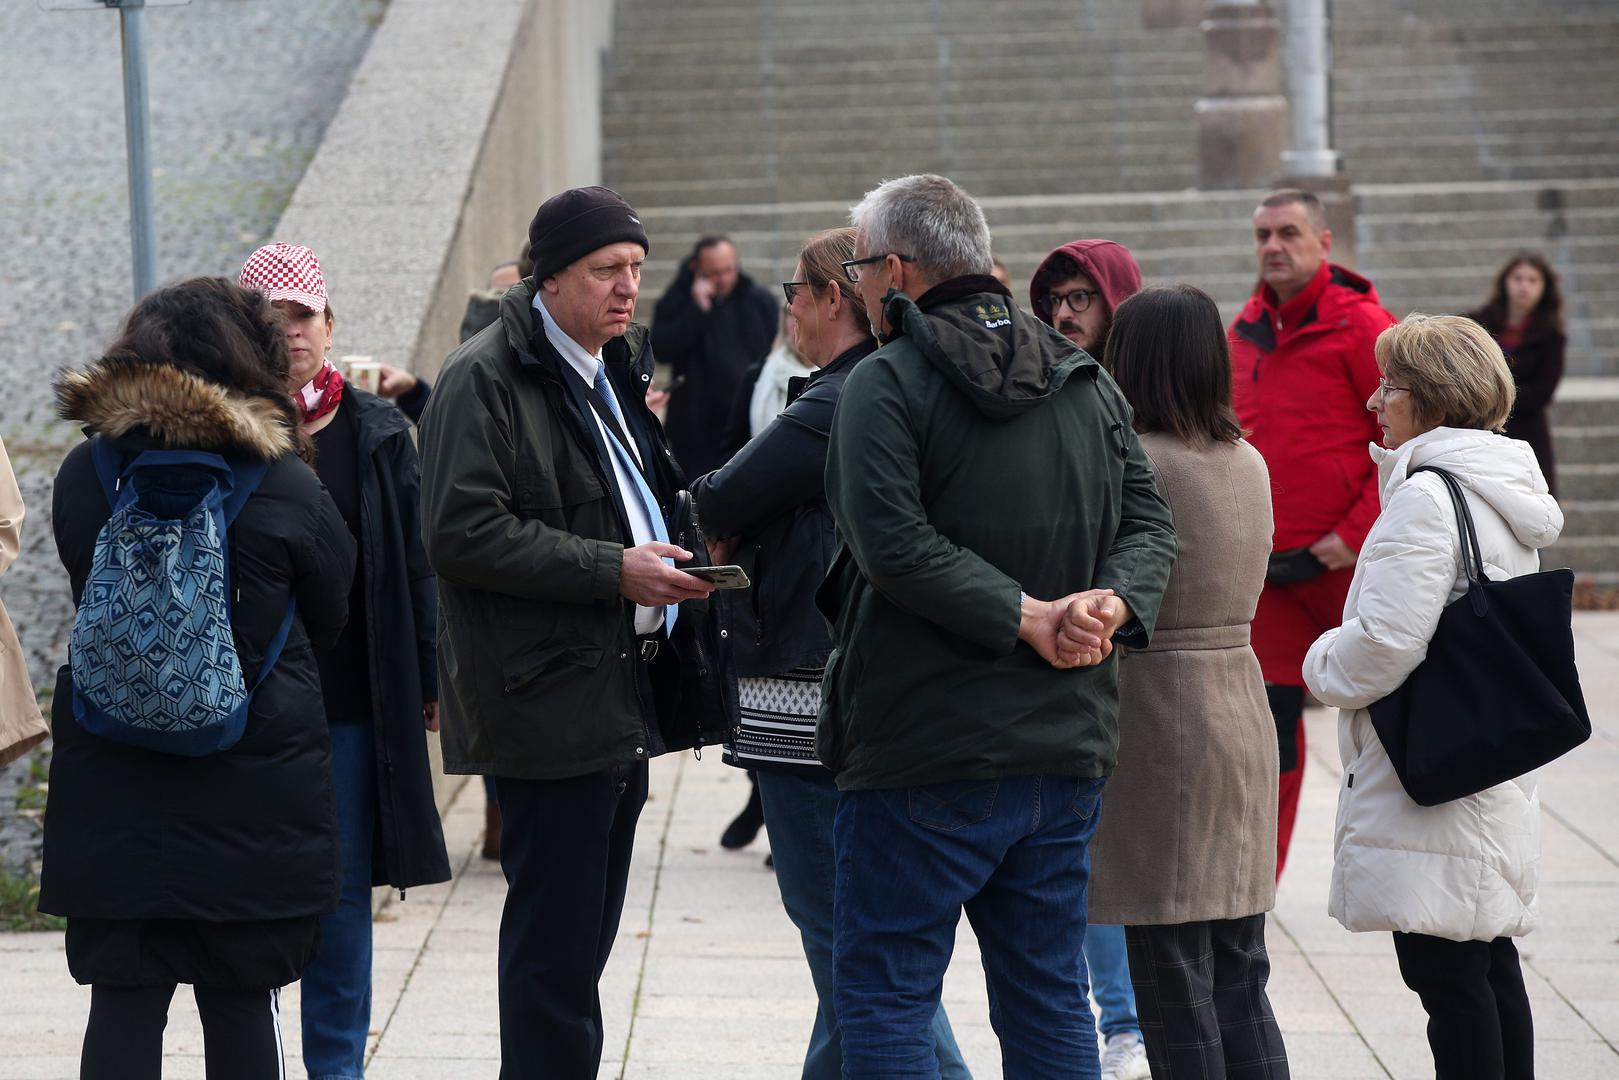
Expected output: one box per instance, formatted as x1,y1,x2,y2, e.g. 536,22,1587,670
418,186,737,1079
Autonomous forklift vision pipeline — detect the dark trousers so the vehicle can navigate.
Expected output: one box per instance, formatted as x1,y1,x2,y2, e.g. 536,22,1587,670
495,764,649,1080
1125,915,1290,1079
1392,932,1535,1080
81,983,286,1080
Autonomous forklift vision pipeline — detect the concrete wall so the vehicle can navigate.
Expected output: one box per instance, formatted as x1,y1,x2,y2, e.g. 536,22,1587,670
267,0,616,828
273,0,615,389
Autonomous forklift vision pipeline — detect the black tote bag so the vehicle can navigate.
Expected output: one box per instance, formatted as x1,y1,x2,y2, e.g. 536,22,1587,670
1368,466,1590,807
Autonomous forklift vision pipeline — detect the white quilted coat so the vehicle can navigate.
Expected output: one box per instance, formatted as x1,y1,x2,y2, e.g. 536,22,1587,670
1304,427,1563,942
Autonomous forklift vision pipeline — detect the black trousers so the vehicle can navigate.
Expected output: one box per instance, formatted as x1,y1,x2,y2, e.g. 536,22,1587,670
1125,915,1291,1079
495,762,649,1080
80,983,286,1080
1392,932,1535,1080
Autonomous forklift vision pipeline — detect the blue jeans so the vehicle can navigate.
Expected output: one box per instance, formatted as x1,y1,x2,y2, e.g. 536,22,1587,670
301,721,377,1079
1084,925,1141,1039
834,774,1108,1080
757,770,972,1080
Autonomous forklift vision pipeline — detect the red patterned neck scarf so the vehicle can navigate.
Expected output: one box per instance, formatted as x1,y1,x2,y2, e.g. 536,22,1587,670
295,358,345,425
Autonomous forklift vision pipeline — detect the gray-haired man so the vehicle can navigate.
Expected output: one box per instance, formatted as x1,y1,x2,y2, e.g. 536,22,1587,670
817,174,1177,1077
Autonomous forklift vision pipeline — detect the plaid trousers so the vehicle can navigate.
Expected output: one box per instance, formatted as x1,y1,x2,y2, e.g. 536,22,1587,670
1125,915,1291,1079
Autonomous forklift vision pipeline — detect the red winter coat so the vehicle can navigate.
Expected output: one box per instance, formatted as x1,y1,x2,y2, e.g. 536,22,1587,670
1230,262,1396,553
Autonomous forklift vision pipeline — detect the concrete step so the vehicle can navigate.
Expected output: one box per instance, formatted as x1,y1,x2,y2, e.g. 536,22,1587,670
1553,427,1619,468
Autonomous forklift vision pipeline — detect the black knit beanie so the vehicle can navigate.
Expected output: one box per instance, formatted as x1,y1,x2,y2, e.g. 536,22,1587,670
527,186,649,282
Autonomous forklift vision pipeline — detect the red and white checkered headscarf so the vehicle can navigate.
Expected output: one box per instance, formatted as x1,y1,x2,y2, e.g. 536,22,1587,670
239,242,328,313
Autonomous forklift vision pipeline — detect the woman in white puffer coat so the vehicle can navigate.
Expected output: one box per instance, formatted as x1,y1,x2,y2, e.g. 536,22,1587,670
1304,314,1562,1080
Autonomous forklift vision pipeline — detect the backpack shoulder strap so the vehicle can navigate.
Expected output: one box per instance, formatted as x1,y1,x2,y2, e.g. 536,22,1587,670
222,458,273,526
89,437,125,506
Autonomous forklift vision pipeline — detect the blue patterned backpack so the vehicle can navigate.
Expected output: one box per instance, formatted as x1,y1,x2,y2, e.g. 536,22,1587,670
69,439,297,756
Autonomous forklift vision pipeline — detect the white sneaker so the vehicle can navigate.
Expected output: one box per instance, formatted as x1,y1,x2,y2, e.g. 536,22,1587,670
1100,1031,1152,1080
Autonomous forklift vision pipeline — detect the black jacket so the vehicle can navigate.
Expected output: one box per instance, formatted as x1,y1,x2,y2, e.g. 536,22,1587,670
41,360,356,922
420,281,737,780
652,266,778,478
327,389,451,891
1467,307,1566,497
693,340,874,678
818,278,1177,791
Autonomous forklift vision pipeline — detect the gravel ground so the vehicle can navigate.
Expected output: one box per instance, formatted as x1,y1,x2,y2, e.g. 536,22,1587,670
0,0,385,873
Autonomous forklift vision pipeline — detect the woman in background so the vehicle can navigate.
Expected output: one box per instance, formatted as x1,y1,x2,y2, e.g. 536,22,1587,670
1080,285,1289,1078
1466,251,1566,495
240,242,450,1080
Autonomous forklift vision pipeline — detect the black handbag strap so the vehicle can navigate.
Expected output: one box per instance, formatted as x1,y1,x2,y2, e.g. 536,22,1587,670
1410,466,1491,606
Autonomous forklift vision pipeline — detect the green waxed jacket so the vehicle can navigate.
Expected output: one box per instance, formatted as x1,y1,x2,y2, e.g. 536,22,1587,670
816,278,1177,791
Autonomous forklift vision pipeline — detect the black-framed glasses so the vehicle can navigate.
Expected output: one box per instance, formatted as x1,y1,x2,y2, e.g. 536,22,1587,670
1046,288,1099,315
782,281,810,304
841,252,915,284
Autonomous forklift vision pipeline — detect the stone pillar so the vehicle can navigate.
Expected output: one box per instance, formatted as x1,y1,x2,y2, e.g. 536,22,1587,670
1277,0,1357,265
1144,0,1203,30
1197,0,1288,189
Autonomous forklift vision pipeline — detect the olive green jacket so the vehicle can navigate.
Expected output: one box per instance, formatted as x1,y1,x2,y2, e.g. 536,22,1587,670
817,279,1176,790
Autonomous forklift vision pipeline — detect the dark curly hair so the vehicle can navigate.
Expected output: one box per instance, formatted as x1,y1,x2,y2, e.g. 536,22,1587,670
1473,251,1564,337
102,277,312,461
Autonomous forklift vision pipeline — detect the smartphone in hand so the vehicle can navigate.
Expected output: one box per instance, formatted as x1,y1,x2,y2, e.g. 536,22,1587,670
679,565,750,590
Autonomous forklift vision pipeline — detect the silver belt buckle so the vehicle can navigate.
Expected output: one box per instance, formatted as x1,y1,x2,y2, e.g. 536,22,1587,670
638,638,660,662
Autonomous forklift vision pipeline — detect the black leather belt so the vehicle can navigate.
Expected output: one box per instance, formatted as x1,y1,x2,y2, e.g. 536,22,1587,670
636,636,660,662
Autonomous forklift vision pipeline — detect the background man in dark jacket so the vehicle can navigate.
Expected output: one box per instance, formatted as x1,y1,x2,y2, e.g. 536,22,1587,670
1228,188,1395,880
651,235,777,477
419,186,734,1079
820,174,1177,1077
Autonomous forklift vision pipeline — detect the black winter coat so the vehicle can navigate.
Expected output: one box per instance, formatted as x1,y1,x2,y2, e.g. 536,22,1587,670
1467,307,1566,497
420,281,738,780
693,341,874,678
652,267,777,478
41,360,356,924
326,390,451,891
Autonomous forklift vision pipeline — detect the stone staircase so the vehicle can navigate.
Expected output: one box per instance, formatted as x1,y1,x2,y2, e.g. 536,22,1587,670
602,0,1619,582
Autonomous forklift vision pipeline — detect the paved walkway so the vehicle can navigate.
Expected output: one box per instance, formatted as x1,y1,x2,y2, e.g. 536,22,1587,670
5,614,1618,1078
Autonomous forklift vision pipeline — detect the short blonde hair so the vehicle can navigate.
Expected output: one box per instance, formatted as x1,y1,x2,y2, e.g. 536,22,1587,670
1375,313,1516,432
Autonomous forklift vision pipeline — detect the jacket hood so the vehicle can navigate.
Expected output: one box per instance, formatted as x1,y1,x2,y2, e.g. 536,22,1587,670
1373,427,1563,550
1029,239,1143,324
54,358,295,460
887,275,1095,422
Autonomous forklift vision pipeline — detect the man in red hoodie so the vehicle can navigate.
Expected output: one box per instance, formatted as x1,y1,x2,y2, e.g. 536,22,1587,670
1229,189,1396,878
1029,238,1153,1080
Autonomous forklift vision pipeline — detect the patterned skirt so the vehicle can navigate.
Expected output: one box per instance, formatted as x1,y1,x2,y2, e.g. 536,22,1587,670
726,667,825,771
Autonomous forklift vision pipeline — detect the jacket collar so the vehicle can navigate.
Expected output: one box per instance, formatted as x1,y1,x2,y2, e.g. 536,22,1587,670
1234,261,1379,352
499,278,653,385
338,385,411,458
54,358,296,460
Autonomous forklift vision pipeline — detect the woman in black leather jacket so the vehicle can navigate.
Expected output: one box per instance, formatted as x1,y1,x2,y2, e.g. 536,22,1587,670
692,228,972,1080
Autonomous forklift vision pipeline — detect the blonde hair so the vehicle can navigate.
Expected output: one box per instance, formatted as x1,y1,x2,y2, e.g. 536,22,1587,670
798,227,870,332
1375,313,1516,432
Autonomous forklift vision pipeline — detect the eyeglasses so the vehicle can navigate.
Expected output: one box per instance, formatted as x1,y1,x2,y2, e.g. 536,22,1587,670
1046,288,1099,315
840,253,915,284
782,281,810,304
1375,379,1412,404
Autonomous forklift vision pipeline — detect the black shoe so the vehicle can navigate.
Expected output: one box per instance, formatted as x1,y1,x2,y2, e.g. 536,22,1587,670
720,783,764,849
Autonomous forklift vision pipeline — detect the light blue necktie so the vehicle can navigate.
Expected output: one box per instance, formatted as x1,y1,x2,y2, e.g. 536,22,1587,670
594,361,677,631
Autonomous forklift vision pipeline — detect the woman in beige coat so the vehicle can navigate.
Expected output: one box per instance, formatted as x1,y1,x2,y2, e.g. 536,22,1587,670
1081,286,1288,1078
1,435,49,766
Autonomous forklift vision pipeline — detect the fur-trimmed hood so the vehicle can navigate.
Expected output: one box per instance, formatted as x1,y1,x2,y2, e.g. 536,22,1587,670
55,359,295,461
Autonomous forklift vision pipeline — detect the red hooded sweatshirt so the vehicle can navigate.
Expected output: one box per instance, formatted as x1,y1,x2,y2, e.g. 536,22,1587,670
1229,261,1396,553
1029,239,1143,336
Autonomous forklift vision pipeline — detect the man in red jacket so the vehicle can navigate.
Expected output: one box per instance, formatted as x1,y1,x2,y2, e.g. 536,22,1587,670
1230,189,1396,879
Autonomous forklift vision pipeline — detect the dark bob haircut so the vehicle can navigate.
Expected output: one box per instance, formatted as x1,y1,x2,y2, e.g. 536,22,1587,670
1104,284,1244,446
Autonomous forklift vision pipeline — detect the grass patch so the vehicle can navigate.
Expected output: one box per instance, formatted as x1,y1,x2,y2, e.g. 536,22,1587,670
0,869,63,933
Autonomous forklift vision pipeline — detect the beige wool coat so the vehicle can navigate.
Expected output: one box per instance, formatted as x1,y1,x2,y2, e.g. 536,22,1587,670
1,436,49,767
1088,433,1278,925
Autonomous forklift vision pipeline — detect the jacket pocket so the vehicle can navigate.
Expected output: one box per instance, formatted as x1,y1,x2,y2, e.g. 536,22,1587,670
909,779,999,832
501,644,605,697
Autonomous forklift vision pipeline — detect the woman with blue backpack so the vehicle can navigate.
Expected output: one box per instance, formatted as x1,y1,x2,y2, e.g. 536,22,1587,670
238,242,451,1080
42,277,358,1079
